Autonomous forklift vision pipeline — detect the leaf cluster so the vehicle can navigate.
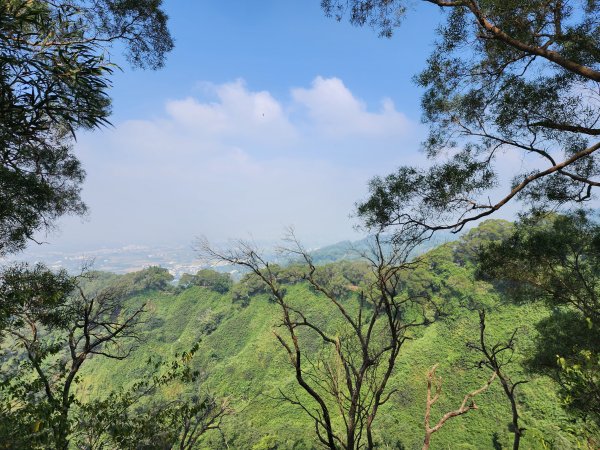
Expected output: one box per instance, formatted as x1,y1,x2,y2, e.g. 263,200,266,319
326,0,600,236
179,269,233,294
0,0,173,255
477,210,600,424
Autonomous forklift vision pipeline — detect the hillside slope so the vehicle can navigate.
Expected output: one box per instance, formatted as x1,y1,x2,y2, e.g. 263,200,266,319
78,221,591,449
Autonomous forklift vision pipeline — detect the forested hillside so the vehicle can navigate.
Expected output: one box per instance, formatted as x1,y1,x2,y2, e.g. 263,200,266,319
71,220,594,449
2,1,600,449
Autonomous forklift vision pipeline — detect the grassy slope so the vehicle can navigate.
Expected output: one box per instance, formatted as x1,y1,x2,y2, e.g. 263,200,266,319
78,234,588,449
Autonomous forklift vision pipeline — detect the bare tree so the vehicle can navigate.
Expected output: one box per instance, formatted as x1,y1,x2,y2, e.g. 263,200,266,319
2,271,145,450
200,231,435,449
422,364,497,450
174,396,231,450
468,310,526,450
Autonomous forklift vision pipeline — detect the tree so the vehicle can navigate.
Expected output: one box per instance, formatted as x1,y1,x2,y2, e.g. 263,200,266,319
477,210,600,427
322,1,600,235
201,232,437,449
0,0,173,255
179,269,233,294
322,3,600,441
0,266,145,449
0,265,229,449
73,354,231,450
0,262,75,336
467,310,526,450
0,3,232,447
118,265,174,294
422,363,496,450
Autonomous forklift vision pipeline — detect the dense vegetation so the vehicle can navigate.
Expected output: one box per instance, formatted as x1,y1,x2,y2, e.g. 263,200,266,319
59,220,596,449
1,1,599,448
0,0,172,255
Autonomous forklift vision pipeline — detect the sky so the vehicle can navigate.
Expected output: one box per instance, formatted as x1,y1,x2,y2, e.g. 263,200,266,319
37,1,449,251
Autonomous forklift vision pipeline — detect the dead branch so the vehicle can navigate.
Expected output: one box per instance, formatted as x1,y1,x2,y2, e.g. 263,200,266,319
422,364,497,450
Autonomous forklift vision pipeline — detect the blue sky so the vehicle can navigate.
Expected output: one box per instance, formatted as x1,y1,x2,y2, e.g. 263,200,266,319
42,1,451,250
109,1,439,121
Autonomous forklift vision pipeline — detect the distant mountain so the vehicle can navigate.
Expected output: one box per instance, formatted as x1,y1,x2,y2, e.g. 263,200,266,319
1,230,460,276
309,230,459,264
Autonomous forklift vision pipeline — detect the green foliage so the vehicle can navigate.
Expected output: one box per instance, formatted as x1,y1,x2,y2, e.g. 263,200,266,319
75,224,592,448
3,226,591,448
196,308,224,335
0,267,149,449
325,0,600,235
213,236,439,449
252,435,278,450
179,269,233,294
0,263,75,335
530,311,600,423
478,210,600,426
229,261,370,307
74,346,228,450
309,260,371,298
0,266,228,449
118,266,174,295
229,264,302,306
230,271,271,306
0,0,173,255
452,220,514,266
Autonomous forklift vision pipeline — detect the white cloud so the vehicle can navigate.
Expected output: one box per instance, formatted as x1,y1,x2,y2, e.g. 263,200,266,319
292,76,411,138
51,77,421,248
164,79,298,147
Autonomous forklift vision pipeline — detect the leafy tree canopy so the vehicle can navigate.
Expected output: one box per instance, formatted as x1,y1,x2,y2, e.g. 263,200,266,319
324,0,600,235
477,210,600,424
0,262,76,332
0,0,173,255
0,265,227,449
179,269,233,294
118,266,174,295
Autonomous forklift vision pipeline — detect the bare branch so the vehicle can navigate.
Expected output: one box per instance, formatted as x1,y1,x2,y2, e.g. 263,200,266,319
423,364,497,450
